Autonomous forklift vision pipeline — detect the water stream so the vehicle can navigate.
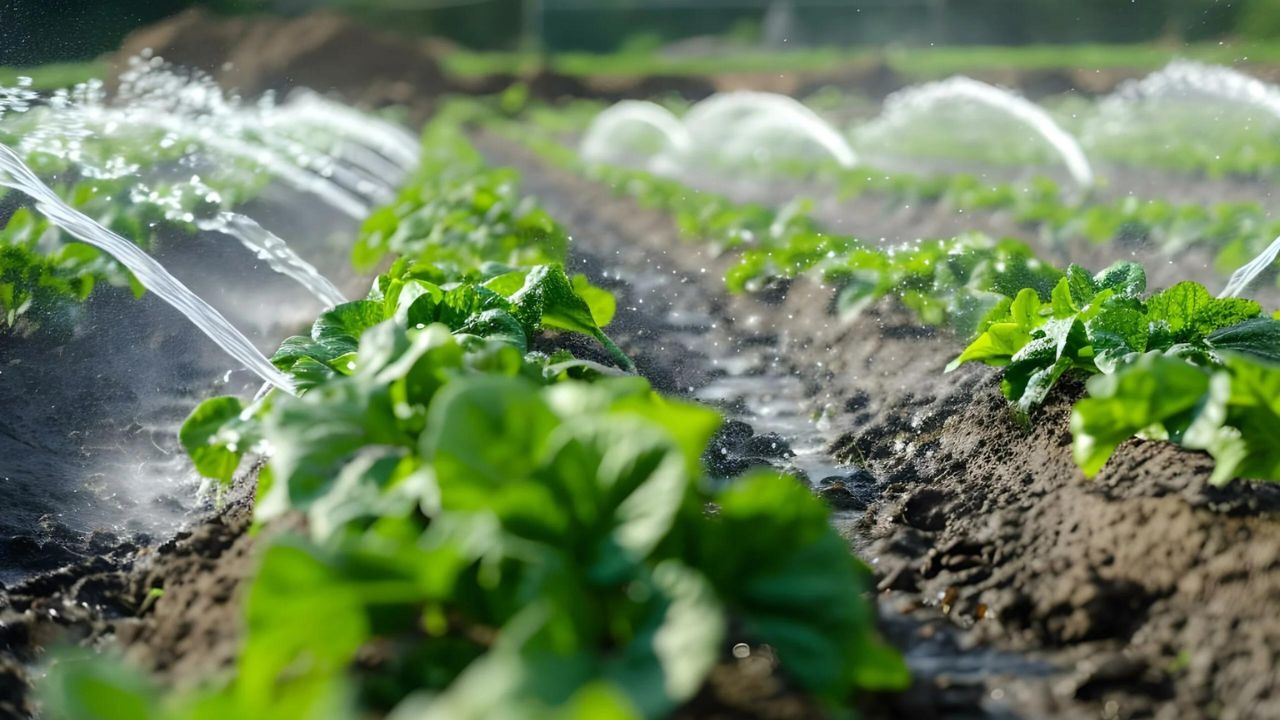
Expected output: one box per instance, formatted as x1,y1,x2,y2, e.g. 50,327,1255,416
200,211,347,308
859,76,1095,191
1221,234,1280,298
0,142,297,393
268,89,422,172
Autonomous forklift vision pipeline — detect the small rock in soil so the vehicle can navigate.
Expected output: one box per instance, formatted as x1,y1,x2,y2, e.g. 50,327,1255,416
703,420,795,478
817,469,879,510
901,488,952,532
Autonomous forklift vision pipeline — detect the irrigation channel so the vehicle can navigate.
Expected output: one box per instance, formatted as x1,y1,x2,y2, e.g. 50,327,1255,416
1,54,1279,719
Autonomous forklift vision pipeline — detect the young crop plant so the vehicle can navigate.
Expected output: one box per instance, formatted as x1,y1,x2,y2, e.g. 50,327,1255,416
165,319,908,719
353,121,568,279
949,261,1280,483
0,207,137,331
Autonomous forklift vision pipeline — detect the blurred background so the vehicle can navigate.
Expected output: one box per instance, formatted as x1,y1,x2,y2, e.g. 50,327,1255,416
3,0,1278,67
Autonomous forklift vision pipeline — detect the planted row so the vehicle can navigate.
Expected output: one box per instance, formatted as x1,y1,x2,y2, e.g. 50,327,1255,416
511,96,1279,293
500,112,1280,484
43,116,907,719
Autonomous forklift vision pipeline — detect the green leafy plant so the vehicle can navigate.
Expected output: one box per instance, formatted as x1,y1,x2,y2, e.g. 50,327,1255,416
949,261,1280,482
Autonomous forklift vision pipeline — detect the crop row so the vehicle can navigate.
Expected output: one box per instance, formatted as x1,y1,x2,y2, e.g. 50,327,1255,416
509,93,1280,290
41,117,908,719
494,110,1280,484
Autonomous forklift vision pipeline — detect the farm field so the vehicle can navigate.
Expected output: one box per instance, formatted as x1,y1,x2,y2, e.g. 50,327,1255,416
1,9,1279,720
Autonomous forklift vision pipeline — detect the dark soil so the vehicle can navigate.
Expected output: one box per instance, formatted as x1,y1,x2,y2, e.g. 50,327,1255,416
111,10,719,116
0,468,258,719
112,8,451,115
476,132,1280,720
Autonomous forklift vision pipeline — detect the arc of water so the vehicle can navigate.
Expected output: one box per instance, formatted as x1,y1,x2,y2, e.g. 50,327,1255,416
1106,60,1280,120
874,77,1094,190
682,91,858,168
580,100,693,169
314,139,408,190
1219,235,1280,299
0,143,296,393
199,212,347,308
239,125,397,204
79,107,371,220
143,114,372,220
270,90,421,172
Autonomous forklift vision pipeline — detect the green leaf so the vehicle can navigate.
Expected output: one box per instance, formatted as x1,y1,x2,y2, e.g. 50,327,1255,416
457,309,528,352
1207,317,1280,364
1191,297,1262,337
647,561,724,703
422,375,559,492
1070,353,1212,477
1050,276,1077,317
571,274,617,327
273,301,388,372
313,301,387,357
239,539,386,710
1184,354,1280,484
1008,287,1042,329
1012,356,1073,417
1146,281,1211,338
179,396,248,484
507,265,635,372
305,449,427,540
536,415,691,566
393,279,444,325
510,264,599,336
1092,261,1146,297
1087,304,1149,374
1066,264,1097,307
946,322,1032,371
691,472,909,699
258,380,402,522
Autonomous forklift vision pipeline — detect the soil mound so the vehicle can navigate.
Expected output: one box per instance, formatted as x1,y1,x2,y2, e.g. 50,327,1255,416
113,8,449,108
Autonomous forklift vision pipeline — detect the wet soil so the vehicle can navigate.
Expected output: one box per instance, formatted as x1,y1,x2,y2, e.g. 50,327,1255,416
477,132,1280,720
0,465,260,719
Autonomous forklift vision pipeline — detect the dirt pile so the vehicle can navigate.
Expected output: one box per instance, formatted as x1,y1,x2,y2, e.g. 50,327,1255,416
113,8,450,109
